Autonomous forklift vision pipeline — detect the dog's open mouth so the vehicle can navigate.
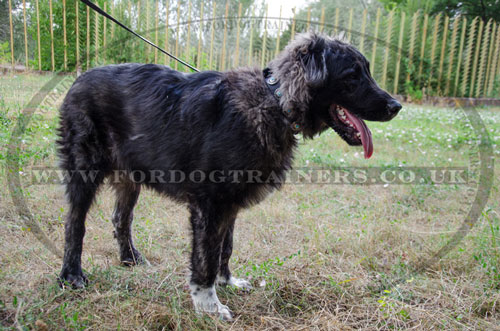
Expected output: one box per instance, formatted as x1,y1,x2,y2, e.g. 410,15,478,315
328,104,373,159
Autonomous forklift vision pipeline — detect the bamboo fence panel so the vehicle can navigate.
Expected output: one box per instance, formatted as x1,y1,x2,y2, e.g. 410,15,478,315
359,9,367,54
370,8,381,80
221,1,229,71
8,0,14,70
175,0,180,70
164,0,169,65
454,17,467,96
36,0,41,70
75,0,79,71
381,10,394,89
22,0,28,70
49,0,55,71
462,17,477,96
86,5,90,69
437,15,448,93
275,5,282,57
484,22,496,94
154,0,159,63
417,14,428,85
393,12,405,94
487,25,500,96
476,19,491,97
261,4,268,68
445,16,460,95
406,11,419,84
197,1,203,68
470,18,483,97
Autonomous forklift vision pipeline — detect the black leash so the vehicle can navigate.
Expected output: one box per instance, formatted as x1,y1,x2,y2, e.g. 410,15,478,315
80,0,200,73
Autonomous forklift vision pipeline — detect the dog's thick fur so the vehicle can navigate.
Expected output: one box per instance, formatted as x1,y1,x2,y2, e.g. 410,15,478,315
57,33,400,319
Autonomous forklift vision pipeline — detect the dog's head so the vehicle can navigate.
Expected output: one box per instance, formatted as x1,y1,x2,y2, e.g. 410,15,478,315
269,33,401,159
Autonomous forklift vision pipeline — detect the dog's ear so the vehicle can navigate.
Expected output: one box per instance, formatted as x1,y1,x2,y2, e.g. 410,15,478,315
295,34,328,87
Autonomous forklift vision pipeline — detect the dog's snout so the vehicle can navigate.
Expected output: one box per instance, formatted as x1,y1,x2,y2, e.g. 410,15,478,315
386,99,402,116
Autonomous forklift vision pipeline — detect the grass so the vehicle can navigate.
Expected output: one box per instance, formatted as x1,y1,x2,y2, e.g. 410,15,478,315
0,72,499,330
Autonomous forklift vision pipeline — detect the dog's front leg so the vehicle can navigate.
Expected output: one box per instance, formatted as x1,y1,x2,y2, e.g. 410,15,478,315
188,202,236,321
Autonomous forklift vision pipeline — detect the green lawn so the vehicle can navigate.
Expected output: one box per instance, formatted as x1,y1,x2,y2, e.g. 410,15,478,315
0,72,499,330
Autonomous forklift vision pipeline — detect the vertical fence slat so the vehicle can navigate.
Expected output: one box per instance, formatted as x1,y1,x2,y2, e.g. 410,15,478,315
319,7,325,34
393,12,405,95
146,0,150,62
86,5,90,69
110,1,115,39
291,8,296,40
197,1,204,68
445,16,460,95
185,0,192,65
49,0,55,71
36,0,41,70
23,0,28,70
175,0,180,70
306,6,311,31
275,5,282,57
406,11,419,85
221,1,229,70
154,0,159,64
359,9,367,54
470,18,483,97
381,10,393,90
164,0,169,66
248,7,254,65
95,8,99,65
63,0,67,71
346,8,353,42
454,17,466,96
417,14,428,85
8,0,14,70
209,1,216,69
103,2,107,64
476,19,491,97
261,4,268,68
370,8,381,79
462,17,477,96
75,0,79,72
437,15,449,94
333,8,339,36
484,22,496,94
234,2,242,66
428,13,441,91
487,25,500,96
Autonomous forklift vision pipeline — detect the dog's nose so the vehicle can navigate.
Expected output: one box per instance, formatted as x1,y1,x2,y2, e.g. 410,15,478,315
386,99,402,115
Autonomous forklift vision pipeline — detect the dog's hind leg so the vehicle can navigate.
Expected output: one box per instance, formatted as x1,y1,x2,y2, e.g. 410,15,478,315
111,180,147,266
216,219,252,290
188,201,237,320
59,171,105,289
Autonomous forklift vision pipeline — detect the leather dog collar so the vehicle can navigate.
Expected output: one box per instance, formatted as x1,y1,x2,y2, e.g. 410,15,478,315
263,68,301,133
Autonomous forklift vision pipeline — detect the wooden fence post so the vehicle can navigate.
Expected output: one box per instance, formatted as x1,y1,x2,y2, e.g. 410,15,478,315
445,16,460,95
406,11,419,85
427,14,441,91
175,0,180,70
319,7,325,34
209,1,216,69
437,15,449,94
484,22,496,94
306,6,311,31
261,4,268,68
155,0,159,64
23,0,28,70
291,7,296,40
346,8,353,42
86,5,90,69
76,0,79,72
359,9,367,54
185,0,191,65
393,12,405,95
370,8,380,80
486,24,500,96
103,2,107,64
165,0,170,66
417,14,428,85
469,18,483,97
454,17,466,96
234,2,242,66
275,5,282,57
63,0,67,71
95,7,99,64
248,6,254,65
8,0,14,70
197,1,204,68
381,10,394,90
476,19,491,97
49,0,55,71
462,17,477,96
333,8,339,36
221,1,229,70
36,0,41,71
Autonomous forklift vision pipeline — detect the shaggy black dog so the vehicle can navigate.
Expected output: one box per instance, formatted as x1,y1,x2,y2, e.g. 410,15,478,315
57,33,401,320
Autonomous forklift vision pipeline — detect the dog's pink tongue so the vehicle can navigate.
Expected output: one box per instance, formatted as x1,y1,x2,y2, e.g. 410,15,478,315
344,110,373,159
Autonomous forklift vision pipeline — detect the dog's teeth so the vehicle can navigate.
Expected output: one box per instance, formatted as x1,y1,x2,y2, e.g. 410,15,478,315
356,132,361,138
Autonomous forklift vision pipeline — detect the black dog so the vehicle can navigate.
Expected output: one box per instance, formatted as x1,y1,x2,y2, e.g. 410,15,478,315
57,33,401,320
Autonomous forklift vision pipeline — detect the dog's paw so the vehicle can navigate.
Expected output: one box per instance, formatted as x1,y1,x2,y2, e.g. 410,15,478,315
217,275,253,291
58,270,88,289
120,249,150,267
190,284,233,321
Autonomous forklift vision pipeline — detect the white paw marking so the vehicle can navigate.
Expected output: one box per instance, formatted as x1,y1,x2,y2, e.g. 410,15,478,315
189,284,233,321
216,275,253,290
